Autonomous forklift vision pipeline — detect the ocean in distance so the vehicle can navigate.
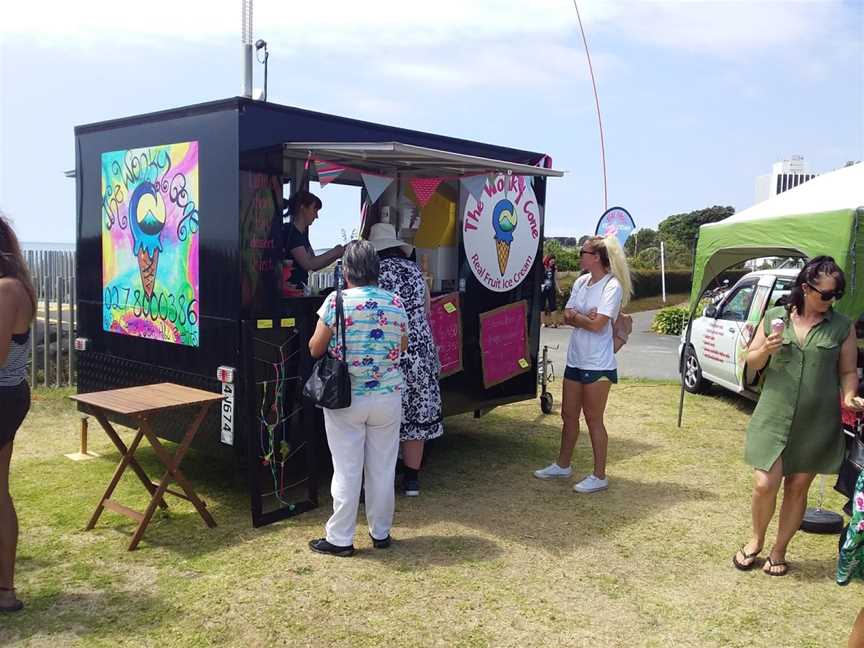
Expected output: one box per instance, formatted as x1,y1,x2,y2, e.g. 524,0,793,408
22,241,75,251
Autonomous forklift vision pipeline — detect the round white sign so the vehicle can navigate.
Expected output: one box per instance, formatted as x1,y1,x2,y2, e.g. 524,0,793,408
462,175,540,292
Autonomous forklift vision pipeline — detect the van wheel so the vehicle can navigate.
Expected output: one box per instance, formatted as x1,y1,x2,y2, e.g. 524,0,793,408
682,346,711,394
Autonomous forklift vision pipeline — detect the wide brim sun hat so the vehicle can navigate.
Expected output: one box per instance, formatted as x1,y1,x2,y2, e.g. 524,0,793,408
367,222,414,257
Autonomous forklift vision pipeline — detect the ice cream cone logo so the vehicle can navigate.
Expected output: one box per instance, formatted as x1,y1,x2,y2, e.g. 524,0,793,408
492,199,517,275
128,182,166,299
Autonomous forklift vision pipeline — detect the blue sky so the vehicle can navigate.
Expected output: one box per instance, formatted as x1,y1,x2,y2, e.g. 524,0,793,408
1,0,861,248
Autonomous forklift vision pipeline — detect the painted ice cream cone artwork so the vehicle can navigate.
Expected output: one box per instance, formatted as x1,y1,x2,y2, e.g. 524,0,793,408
101,141,200,346
495,239,510,275
129,182,166,299
492,199,517,275
137,247,160,298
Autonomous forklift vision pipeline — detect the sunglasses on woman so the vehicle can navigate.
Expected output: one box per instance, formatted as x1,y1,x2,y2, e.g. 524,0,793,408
806,282,843,301
580,249,597,257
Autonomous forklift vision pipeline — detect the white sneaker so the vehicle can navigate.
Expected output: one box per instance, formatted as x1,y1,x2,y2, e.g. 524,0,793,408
533,463,572,479
573,474,608,493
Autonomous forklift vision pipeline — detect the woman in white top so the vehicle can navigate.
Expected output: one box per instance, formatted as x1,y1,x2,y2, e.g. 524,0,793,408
534,235,632,493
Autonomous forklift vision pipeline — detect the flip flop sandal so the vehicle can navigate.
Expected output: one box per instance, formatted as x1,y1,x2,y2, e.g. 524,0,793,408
763,556,789,577
732,545,761,571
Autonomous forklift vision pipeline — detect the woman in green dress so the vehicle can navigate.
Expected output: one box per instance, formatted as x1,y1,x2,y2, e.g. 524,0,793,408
733,256,864,576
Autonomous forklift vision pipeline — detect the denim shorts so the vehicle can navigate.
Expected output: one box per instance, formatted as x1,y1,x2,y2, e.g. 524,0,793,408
0,380,31,449
564,366,618,384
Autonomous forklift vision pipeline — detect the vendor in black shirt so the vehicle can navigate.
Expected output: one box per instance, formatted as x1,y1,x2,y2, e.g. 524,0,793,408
282,190,344,289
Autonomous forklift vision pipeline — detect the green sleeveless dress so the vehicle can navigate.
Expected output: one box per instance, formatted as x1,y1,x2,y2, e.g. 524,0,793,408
744,306,851,475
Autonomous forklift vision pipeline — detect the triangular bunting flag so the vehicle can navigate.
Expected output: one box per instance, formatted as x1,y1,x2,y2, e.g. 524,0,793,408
487,173,499,194
460,174,487,203
314,160,345,186
409,177,443,208
361,173,394,204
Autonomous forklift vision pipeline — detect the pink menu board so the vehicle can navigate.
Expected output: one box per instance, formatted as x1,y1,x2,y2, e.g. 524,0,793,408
429,293,463,378
479,300,530,388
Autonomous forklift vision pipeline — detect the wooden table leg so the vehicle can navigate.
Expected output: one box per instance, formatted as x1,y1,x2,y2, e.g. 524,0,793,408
127,404,216,551
143,405,217,526
92,412,168,510
85,426,145,531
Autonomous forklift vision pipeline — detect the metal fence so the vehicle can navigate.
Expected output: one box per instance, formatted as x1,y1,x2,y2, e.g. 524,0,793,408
25,249,76,387
22,252,335,387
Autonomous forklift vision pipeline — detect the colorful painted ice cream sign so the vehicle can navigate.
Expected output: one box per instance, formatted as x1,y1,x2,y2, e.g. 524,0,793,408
101,141,200,346
463,175,540,292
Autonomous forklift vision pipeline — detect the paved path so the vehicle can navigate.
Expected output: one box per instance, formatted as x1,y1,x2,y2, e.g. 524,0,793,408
539,309,680,381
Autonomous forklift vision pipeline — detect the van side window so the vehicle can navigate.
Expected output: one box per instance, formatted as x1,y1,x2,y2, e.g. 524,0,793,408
768,278,794,307
718,282,756,322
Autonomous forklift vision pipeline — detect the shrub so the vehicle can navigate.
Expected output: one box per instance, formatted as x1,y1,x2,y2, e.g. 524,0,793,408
651,306,689,336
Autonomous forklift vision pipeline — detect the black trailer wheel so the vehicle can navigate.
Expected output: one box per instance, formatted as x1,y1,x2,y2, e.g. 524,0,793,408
800,507,845,534
682,346,711,394
540,391,554,414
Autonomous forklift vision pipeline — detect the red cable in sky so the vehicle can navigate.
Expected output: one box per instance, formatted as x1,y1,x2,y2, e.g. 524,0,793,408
573,1,608,211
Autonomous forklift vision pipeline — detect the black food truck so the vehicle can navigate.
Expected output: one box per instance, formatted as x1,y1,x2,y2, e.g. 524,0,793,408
75,97,562,526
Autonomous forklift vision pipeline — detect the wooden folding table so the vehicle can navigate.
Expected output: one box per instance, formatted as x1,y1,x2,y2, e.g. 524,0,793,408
70,383,224,551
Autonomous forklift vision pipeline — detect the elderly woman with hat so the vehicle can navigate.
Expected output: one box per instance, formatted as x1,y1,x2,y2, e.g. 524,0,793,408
369,223,443,497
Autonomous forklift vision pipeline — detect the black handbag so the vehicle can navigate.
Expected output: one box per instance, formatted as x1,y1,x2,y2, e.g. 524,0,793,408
835,434,864,499
834,411,864,507
303,274,351,409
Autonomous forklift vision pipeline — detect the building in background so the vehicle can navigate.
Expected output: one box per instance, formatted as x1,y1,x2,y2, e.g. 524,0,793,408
754,155,818,204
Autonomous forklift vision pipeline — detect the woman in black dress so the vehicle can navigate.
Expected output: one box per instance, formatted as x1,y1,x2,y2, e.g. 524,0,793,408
541,255,559,327
369,223,443,496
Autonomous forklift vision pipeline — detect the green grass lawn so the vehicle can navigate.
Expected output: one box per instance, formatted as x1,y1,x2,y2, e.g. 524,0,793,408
1,385,860,647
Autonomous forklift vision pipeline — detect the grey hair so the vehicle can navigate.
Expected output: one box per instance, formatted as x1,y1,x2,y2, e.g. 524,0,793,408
342,240,379,287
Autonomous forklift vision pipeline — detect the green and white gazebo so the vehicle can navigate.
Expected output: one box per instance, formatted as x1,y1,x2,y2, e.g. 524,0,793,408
679,162,864,426
690,162,864,318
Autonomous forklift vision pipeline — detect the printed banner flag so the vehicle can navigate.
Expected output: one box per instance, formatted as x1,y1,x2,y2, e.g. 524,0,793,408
361,173,394,204
314,160,345,186
595,206,636,249
409,177,443,208
460,174,488,202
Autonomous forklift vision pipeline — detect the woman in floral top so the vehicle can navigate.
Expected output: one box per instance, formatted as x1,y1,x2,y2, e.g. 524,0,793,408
838,471,864,644
308,240,408,557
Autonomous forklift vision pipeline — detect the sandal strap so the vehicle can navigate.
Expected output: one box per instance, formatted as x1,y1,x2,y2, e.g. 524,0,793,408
739,544,761,559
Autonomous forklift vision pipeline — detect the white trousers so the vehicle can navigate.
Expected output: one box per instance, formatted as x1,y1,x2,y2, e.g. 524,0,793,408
323,392,402,546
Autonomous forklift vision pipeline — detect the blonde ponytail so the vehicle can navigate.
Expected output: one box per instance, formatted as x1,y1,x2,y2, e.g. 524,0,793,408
598,235,633,308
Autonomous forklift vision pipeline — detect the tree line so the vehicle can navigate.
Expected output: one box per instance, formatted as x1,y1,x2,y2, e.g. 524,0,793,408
544,205,735,271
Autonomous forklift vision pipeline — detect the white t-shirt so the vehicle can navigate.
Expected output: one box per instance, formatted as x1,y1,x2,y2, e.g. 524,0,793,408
565,273,623,370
